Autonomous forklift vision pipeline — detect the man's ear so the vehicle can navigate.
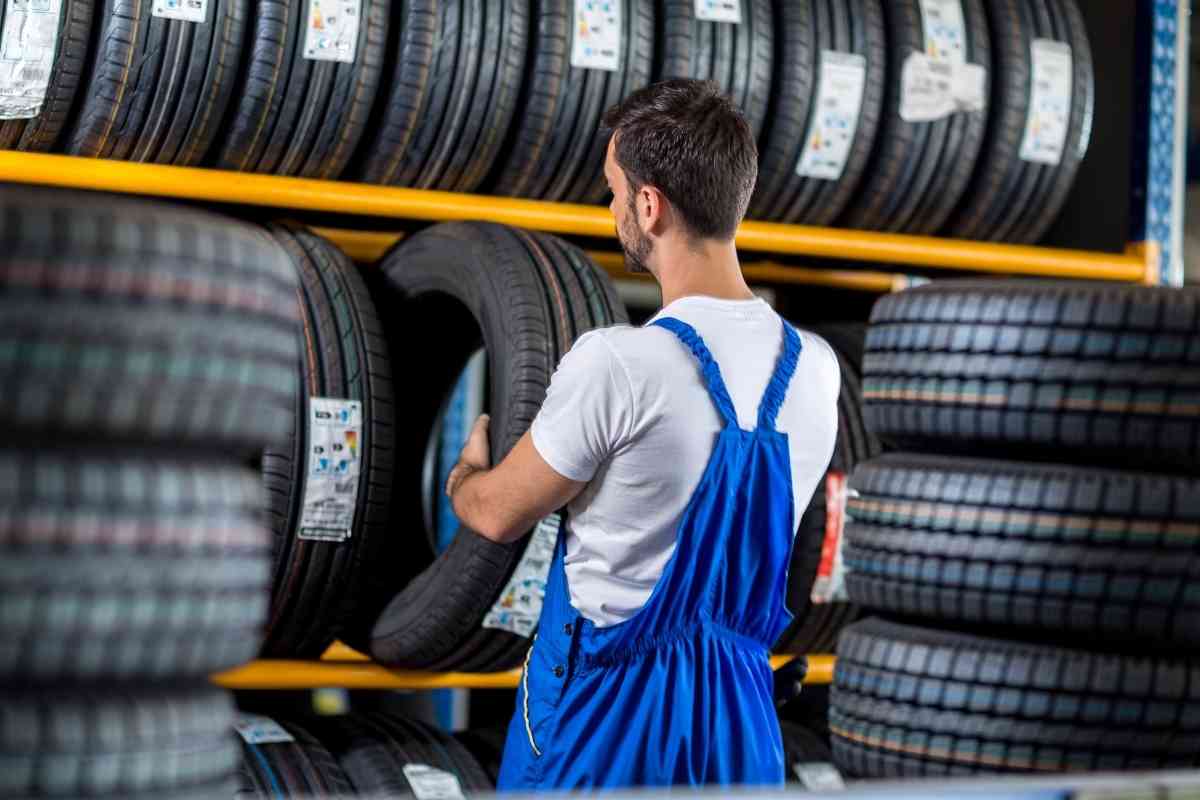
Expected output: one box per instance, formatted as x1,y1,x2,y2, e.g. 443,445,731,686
639,184,668,234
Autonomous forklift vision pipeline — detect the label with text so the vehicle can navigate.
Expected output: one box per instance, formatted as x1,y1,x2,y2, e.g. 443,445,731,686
0,0,63,120
402,764,466,800
303,0,360,62
153,0,208,22
298,397,362,542
695,0,741,24
796,51,867,181
482,513,561,637
571,0,621,71
918,0,966,63
899,51,986,122
1018,39,1073,165
235,715,295,745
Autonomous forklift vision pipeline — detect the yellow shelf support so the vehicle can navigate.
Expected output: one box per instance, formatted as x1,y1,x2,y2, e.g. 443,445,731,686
211,643,835,690
2,152,1148,282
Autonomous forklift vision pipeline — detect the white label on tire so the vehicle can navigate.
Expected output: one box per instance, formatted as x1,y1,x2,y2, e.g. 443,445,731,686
918,0,967,63
695,0,741,24
403,764,465,800
1019,39,1073,165
298,397,362,542
482,513,561,637
0,0,63,120
899,51,986,122
234,715,295,745
793,762,846,790
303,0,360,63
571,0,621,71
153,0,207,23
796,51,867,181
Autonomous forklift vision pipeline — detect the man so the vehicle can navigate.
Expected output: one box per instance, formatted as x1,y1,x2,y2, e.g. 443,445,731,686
444,79,840,790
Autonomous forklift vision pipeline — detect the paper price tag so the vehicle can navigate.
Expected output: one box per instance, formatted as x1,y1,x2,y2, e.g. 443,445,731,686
1019,39,1073,165
796,51,867,181
571,0,621,71
810,472,850,605
0,0,64,120
403,764,465,800
899,51,986,122
298,397,362,542
482,513,561,637
695,0,741,24
794,762,846,790
234,715,295,745
303,0,360,63
153,0,207,22
918,0,967,63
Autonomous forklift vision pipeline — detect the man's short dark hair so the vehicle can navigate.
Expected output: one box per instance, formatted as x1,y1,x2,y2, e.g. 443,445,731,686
602,79,757,241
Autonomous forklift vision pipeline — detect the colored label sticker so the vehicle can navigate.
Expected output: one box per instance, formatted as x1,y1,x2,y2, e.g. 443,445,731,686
695,0,740,24
1019,39,1073,165
918,0,967,63
482,513,561,638
810,471,849,605
402,764,466,800
303,0,360,63
298,397,363,542
796,51,867,181
234,715,295,745
0,0,63,120
153,0,207,23
571,0,621,71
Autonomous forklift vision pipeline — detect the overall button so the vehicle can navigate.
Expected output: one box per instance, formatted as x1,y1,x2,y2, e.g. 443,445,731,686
563,623,574,636
553,665,565,678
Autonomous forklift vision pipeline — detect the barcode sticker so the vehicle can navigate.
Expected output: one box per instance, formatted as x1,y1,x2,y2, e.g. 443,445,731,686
298,397,362,542
235,715,295,745
571,0,622,71
796,51,867,181
403,764,465,800
810,472,850,604
899,51,986,122
303,0,360,62
482,513,561,637
695,0,741,24
0,0,63,120
1019,39,1073,165
153,0,208,23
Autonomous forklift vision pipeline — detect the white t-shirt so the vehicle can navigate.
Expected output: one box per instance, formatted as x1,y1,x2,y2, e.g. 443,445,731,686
530,295,841,627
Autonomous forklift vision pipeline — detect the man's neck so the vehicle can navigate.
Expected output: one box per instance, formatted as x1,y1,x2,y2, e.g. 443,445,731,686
654,238,754,308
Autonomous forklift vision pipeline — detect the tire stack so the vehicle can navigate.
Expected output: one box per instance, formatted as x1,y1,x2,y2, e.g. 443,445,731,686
831,281,1200,777
368,221,628,672
0,186,301,798
236,712,493,797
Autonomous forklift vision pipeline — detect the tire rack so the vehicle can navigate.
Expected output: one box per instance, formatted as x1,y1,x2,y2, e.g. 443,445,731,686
0,151,1160,693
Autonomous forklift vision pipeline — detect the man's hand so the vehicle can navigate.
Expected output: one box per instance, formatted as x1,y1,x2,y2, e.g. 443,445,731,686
445,414,491,499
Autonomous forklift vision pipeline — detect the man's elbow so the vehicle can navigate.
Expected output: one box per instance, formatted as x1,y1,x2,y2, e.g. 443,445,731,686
470,513,526,545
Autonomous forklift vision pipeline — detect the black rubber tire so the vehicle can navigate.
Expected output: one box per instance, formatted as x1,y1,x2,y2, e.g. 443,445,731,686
237,717,354,797
839,0,990,233
485,0,655,203
0,0,95,152
368,222,626,672
259,224,397,658
749,0,885,225
454,726,508,787
861,280,1200,472
213,0,386,178
0,450,269,681
0,185,300,452
945,0,1093,243
353,0,527,190
1,685,237,798
781,720,835,781
308,713,494,795
844,453,1200,649
831,617,1200,777
653,0,772,137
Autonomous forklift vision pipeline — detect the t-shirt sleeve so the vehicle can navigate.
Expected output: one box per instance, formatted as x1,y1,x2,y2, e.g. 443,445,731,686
530,331,637,482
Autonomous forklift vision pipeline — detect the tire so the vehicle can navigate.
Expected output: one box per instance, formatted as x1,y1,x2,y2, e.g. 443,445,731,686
749,0,885,225
454,726,508,786
64,0,249,164
0,185,300,452
844,453,1200,649
237,717,354,797
213,0,387,178
0,0,95,152
653,0,773,138
861,280,1200,471
839,0,990,233
308,713,494,795
354,0,528,191
259,224,397,658
0,450,269,681
485,0,655,203
369,223,627,672
945,0,1094,243
831,617,1200,776
0,685,237,799
781,720,835,779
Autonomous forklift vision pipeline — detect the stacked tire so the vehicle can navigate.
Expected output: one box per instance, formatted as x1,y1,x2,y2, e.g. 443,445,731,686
831,281,1200,777
0,186,301,797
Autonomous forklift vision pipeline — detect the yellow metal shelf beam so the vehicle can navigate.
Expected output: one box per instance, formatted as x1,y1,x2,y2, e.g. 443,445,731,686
2,152,1150,282
212,643,835,690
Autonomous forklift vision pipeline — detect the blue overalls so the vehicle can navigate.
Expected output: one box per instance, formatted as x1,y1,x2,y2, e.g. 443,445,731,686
498,317,802,791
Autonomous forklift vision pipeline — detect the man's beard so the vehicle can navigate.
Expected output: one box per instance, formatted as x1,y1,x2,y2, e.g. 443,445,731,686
618,200,653,274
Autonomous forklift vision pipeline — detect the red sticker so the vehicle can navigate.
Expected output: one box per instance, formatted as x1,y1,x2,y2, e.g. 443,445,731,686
811,471,849,605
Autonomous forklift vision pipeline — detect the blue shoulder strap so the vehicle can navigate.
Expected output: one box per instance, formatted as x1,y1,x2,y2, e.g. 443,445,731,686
652,317,738,428
757,322,802,431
